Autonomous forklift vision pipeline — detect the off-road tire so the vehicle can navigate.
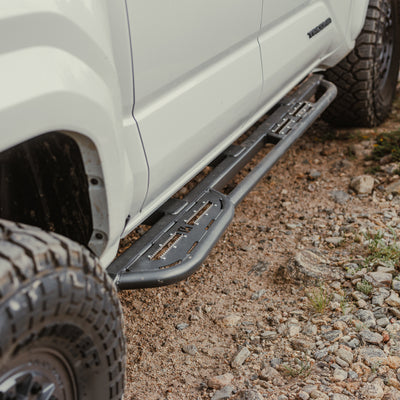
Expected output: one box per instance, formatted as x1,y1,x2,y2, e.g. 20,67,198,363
0,219,125,400
323,0,400,127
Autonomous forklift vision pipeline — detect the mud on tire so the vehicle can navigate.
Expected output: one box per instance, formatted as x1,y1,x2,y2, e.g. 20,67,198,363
0,219,125,400
323,0,400,127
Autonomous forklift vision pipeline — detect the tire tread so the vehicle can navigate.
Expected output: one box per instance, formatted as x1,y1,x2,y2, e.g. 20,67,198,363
323,0,400,127
0,219,125,399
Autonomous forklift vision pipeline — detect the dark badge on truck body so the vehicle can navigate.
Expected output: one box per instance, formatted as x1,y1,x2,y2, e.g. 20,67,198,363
307,18,332,39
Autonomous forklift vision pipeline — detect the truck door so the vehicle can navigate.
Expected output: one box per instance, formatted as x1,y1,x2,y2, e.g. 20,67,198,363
125,1,263,208
258,0,352,104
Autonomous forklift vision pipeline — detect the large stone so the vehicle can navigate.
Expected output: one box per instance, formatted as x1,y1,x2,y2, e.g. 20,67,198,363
260,330,277,340
332,395,350,400
212,385,234,400
350,175,375,194
359,379,384,399
232,390,263,400
377,317,390,327
386,291,400,307
325,237,344,246
280,249,340,284
335,347,354,364
367,271,393,287
310,390,329,400
182,344,198,355
393,279,400,292
372,288,390,306
322,330,342,342
377,266,397,275
383,387,400,400
302,323,318,336
360,330,383,345
386,356,400,370
298,391,310,400
221,314,241,327
290,338,316,351
314,348,328,360
208,373,234,389
231,347,251,368
346,337,361,349
259,366,284,385
386,180,400,195
359,347,387,366
333,368,348,381
287,323,301,337
355,309,376,328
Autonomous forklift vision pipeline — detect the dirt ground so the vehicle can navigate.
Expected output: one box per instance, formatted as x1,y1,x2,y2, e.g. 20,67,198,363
119,88,400,400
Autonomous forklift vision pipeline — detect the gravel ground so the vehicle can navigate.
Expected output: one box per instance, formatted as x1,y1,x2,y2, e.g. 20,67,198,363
119,90,400,400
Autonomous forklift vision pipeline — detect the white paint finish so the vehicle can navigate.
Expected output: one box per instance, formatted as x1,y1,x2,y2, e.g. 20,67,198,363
262,0,310,26
349,0,369,40
259,2,340,102
312,0,369,68
126,0,262,107
123,58,324,239
137,43,262,205
124,0,370,234
0,0,371,268
0,2,148,264
126,0,263,207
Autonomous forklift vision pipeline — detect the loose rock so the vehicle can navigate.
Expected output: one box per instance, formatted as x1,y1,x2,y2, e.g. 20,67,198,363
360,330,383,345
325,237,344,246
222,314,241,327
182,344,198,355
336,348,353,364
350,175,375,194
386,180,400,195
298,391,310,400
393,279,400,292
208,374,234,390
333,368,348,381
332,395,350,400
322,330,342,342
359,347,387,366
259,366,284,385
232,390,263,400
359,378,384,399
387,356,400,370
367,271,393,287
176,323,189,330
231,347,251,368
212,385,234,400
331,190,350,204
355,309,376,328
386,291,400,307
283,249,340,283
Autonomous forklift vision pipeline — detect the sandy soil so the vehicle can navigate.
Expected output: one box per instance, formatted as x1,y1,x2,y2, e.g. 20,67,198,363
119,90,400,400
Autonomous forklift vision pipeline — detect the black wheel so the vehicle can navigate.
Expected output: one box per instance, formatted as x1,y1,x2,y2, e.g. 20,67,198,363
0,220,125,400
323,0,400,127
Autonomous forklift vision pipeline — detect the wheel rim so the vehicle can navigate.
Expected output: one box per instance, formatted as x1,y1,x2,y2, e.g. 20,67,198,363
0,348,77,400
377,2,395,95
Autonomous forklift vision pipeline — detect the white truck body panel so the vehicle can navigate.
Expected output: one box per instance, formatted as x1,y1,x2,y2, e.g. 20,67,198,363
0,1,369,266
122,0,368,247
0,1,149,264
126,1,263,207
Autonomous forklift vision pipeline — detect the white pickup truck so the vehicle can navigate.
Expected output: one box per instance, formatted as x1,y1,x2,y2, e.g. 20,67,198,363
0,1,398,398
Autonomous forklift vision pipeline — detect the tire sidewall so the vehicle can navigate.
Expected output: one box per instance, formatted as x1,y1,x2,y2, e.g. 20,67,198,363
374,0,400,119
0,267,120,400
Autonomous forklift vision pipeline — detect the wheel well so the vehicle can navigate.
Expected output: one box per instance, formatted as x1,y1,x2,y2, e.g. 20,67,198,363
0,132,92,245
